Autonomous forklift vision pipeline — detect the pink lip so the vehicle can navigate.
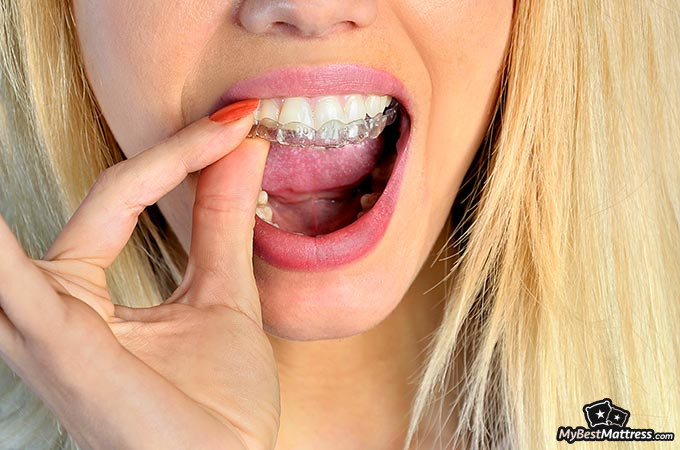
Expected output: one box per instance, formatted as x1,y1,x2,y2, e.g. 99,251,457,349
216,64,414,271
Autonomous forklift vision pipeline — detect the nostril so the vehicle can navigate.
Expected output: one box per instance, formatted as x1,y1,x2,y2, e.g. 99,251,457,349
237,0,377,38
269,20,358,38
326,21,357,35
269,21,298,36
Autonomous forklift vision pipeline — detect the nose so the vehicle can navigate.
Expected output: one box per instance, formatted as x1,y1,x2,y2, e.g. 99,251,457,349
237,0,377,37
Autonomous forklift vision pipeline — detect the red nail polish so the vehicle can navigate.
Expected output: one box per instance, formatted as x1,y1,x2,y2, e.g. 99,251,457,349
209,98,259,124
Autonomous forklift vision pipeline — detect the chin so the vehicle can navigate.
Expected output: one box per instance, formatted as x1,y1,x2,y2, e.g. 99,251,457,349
253,197,428,341
254,262,411,340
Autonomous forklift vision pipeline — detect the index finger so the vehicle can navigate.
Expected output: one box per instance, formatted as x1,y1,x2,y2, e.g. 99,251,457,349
44,99,259,268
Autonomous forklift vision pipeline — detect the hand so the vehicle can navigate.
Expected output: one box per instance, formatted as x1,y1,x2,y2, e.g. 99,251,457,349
0,106,280,450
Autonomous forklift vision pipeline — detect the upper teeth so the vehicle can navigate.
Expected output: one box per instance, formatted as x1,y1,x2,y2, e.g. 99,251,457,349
254,94,392,130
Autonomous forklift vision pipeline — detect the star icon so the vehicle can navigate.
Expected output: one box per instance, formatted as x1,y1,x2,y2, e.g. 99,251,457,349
614,414,621,421
596,410,605,419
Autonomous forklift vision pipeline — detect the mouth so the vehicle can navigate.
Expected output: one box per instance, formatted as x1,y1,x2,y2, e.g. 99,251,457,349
215,64,413,270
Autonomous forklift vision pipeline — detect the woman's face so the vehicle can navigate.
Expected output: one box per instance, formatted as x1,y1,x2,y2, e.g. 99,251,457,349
72,0,513,340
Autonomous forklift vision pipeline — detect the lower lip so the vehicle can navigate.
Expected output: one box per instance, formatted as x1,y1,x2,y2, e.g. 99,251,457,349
253,115,411,271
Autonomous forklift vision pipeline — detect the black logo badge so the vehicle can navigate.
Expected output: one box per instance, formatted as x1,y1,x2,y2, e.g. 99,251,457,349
556,398,674,444
582,398,630,428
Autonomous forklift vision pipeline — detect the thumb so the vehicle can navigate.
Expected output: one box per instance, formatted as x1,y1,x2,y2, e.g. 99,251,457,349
182,137,270,312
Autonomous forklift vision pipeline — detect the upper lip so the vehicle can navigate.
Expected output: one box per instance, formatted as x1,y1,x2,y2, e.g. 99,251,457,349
212,63,414,119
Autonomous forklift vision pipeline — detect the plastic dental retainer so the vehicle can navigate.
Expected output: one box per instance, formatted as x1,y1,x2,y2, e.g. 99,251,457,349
247,97,399,148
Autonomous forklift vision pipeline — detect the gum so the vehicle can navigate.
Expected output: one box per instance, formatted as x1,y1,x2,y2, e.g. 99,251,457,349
248,98,399,148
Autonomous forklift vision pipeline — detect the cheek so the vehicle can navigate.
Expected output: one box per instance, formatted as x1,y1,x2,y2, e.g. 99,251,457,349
72,0,224,154
400,0,513,204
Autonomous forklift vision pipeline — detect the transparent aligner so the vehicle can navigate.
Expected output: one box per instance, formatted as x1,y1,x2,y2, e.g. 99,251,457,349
248,98,399,148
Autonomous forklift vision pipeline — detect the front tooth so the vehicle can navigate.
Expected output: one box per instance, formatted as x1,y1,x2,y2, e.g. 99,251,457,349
365,95,384,117
279,97,314,128
255,99,280,122
380,95,392,111
314,96,345,128
345,94,367,122
255,205,273,223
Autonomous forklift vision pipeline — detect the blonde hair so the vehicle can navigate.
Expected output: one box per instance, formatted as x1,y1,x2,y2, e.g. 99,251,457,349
407,1,680,449
0,1,678,449
0,1,184,448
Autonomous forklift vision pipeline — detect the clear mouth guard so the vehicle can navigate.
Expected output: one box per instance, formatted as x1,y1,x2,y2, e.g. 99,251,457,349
248,98,399,148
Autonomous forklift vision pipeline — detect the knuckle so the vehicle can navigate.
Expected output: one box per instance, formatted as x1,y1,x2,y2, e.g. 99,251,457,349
91,162,145,215
176,152,192,176
33,297,114,355
191,257,231,281
92,163,125,194
166,125,189,148
193,195,253,218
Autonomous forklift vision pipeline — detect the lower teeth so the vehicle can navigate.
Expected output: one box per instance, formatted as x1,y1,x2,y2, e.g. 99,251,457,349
248,98,399,148
254,189,382,232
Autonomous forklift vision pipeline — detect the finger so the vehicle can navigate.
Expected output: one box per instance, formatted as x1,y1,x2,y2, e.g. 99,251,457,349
0,214,61,349
181,137,270,314
44,99,260,269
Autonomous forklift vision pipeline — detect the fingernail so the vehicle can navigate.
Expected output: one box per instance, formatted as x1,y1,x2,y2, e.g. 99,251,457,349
209,98,260,124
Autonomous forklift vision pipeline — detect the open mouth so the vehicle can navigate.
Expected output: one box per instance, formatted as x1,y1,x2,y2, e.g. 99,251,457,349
249,94,405,237
215,64,413,270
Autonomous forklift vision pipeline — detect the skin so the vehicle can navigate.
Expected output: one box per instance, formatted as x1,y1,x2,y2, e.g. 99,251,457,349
0,1,513,449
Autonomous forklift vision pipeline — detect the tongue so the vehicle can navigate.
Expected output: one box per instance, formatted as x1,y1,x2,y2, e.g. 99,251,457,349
268,195,362,236
261,136,384,195
261,136,384,235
